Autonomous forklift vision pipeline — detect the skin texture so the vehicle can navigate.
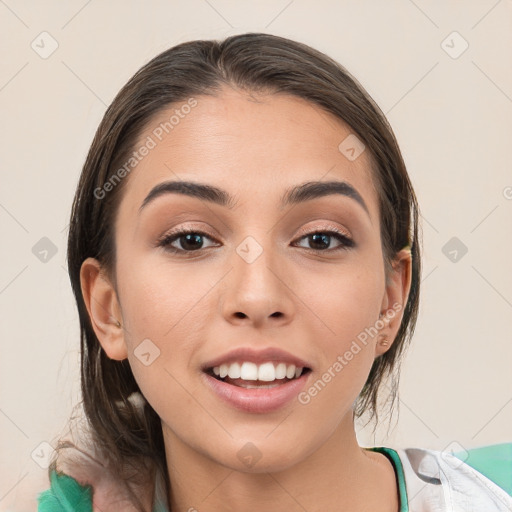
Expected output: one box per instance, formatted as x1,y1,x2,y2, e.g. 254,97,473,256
81,87,412,511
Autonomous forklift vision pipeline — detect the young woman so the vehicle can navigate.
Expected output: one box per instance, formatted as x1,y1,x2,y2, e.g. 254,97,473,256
37,33,512,512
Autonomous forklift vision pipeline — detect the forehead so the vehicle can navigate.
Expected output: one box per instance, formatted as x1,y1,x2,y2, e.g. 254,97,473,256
119,88,379,219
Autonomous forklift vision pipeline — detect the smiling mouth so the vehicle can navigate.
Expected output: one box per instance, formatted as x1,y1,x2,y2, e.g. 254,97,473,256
205,367,311,389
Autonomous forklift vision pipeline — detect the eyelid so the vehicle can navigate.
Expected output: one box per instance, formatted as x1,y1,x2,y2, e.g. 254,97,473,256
157,221,352,244
155,223,220,245
156,226,355,259
295,221,352,240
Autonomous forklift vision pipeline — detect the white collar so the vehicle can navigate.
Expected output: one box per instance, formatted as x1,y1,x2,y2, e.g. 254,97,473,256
395,447,512,511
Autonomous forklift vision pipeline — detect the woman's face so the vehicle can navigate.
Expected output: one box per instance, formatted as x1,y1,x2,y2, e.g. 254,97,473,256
85,88,410,472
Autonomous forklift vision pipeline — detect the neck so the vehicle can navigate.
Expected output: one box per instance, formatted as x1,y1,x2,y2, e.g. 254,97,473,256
162,413,399,512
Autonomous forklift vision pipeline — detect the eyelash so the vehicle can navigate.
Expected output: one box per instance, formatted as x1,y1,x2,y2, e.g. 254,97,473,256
156,226,355,255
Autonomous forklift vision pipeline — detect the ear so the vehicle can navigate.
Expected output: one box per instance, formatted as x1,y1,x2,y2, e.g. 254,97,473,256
375,247,413,357
80,257,128,361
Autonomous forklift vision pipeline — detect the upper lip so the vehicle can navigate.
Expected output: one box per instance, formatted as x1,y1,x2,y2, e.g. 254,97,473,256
202,347,312,371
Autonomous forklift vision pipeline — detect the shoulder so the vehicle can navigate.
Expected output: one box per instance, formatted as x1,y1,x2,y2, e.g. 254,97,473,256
37,470,92,512
394,443,512,511
37,468,170,512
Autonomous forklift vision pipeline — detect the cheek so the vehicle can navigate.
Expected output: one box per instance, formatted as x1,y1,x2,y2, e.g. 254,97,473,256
296,276,382,423
297,262,384,399
115,254,216,403
304,262,384,347
117,252,216,344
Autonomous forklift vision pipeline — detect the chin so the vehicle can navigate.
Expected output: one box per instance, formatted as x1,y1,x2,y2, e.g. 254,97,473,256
208,437,310,474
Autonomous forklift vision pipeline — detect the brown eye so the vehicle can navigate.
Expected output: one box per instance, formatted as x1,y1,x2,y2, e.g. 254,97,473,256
294,230,355,251
158,229,219,253
156,227,355,255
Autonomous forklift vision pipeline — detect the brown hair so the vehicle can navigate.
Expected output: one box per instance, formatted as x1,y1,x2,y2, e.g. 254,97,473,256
53,32,421,510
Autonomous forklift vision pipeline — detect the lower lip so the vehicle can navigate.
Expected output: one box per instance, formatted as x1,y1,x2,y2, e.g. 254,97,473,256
202,371,311,413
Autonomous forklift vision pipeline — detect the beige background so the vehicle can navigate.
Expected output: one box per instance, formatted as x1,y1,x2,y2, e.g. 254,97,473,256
1,1,511,510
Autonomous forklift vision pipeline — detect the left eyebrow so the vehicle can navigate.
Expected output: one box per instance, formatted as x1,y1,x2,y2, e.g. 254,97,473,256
281,180,370,216
138,179,370,217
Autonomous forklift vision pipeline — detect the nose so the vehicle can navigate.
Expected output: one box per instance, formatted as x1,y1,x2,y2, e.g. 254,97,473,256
219,240,295,329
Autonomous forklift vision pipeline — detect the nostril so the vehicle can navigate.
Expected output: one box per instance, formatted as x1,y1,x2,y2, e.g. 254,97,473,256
234,312,247,319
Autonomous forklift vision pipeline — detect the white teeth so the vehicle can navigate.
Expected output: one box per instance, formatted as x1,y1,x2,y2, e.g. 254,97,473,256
275,362,287,379
227,362,241,379
219,364,229,378
240,362,259,380
211,362,306,382
286,364,296,379
258,362,276,382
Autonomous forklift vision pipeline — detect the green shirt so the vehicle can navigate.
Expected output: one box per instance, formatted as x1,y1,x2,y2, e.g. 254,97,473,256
37,444,512,511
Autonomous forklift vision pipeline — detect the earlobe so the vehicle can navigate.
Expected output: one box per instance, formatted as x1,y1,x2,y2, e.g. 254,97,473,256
80,257,128,361
375,337,391,357
375,247,413,357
